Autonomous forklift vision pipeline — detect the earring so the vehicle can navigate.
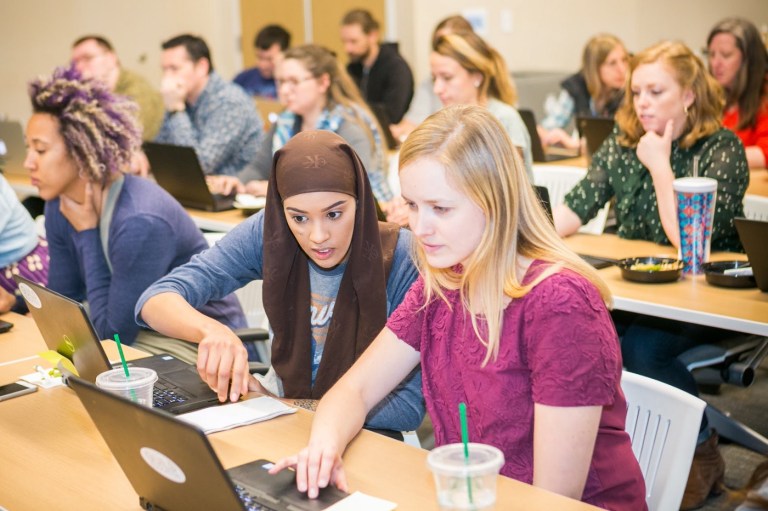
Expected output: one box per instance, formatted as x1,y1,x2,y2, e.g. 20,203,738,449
684,104,689,116
474,80,481,88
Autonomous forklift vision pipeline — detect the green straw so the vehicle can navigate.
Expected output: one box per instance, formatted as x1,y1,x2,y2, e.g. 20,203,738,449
114,334,130,378
459,402,474,505
114,334,137,403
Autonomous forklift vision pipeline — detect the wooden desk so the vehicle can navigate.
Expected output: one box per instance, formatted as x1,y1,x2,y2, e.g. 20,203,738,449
564,234,768,336
0,321,599,510
748,169,768,197
186,207,251,233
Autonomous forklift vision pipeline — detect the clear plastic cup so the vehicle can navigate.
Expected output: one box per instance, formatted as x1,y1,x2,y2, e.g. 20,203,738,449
426,443,505,510
95,367,157,407
673,177,718,275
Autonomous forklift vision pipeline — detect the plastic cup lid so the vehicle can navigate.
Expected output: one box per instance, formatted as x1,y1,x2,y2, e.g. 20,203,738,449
426,443,505,476
95,367,158,390
673,177,717,193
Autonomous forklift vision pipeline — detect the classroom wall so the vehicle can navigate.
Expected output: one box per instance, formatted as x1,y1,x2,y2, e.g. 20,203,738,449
1,0,766,126
0,0,241,124
401,0,768,83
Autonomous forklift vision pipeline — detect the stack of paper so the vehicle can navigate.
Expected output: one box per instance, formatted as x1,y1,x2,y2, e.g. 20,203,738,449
178,396,296,434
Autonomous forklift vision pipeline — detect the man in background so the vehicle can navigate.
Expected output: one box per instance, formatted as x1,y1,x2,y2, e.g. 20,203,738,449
71,35,163,140
233,24,291,99
340,9,414,124
155,34,263,176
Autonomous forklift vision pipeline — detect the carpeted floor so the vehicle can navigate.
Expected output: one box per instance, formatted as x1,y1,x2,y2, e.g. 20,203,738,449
698,358,768,511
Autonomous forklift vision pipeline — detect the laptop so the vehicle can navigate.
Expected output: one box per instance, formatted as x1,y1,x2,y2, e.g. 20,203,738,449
69,376,347,511
0,120,27,176
255,98,285,131
143,142,235,212
576,116,615,159
734,217,768,292
518,109,579,163
14,275,221,414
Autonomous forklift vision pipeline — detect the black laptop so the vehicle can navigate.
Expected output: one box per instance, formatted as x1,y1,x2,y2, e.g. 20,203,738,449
14,276,221,414
576,116,615,159
69,376,347,511
518,108,579,163
143,142,235,212
0,120,27,177
734,217,768,292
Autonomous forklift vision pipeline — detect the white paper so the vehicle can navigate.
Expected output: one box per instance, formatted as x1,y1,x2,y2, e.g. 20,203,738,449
326,491,397,511
178,396,296,434
19,371,64,389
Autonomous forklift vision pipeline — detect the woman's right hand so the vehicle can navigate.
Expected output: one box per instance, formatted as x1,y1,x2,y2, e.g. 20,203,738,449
269,440,349,499
196,322,251,403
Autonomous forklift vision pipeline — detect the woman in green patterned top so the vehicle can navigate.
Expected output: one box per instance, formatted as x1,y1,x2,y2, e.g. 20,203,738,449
555,41,750,511
554,41,748,252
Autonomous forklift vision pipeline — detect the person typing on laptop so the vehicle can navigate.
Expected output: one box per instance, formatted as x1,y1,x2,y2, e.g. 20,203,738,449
24,66,246,359
137,131,424,435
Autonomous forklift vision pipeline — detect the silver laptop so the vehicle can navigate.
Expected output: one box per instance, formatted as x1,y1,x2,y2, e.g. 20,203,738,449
14,275,221,414
70,376,347,511
0,120,27,176
143,141,235,212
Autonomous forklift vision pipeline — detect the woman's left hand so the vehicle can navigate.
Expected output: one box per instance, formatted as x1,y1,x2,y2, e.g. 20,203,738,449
637,119,674,179
60,181,101,232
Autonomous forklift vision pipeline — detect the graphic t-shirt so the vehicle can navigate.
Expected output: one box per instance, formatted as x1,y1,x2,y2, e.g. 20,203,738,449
308,260,346,384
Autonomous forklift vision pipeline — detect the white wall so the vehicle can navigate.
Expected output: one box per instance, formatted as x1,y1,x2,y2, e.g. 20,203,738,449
0,0,240,124
2,0,767,124
401,0,768,82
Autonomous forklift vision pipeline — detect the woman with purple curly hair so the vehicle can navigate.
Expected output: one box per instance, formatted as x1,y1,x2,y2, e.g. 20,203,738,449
24,66,246,355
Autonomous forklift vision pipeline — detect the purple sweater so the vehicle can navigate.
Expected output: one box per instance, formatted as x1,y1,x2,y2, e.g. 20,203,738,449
387,262,647,511
45,175,245,344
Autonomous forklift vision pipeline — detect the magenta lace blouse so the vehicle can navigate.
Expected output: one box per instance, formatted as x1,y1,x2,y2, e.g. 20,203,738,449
387,262,646,510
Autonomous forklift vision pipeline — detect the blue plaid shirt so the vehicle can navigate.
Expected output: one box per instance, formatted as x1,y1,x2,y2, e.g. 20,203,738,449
155,72,263,176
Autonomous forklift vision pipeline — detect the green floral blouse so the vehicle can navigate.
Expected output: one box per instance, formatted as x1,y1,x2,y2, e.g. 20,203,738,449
564,127,748,251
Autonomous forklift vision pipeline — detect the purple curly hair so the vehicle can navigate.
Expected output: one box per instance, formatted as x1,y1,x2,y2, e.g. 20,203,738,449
28,66,141,183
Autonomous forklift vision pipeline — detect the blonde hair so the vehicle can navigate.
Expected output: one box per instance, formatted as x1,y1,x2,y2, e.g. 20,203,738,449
617,40,724,149
399,105,612,365
283,45,384,159
582,34,627,113
433,32,518,107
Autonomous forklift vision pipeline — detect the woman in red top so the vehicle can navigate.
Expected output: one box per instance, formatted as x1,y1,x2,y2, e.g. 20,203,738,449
707,17,768,169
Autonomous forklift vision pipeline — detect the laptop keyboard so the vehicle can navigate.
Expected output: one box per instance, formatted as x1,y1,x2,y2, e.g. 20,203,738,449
234,484,279,511
152,379,190,408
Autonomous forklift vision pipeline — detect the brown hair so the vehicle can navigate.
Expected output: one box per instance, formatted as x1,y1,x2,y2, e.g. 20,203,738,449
616,40,724,149
582,34,627,113
707,17,768,131
341,9,379,34
433,32,518,107
432,15,474,46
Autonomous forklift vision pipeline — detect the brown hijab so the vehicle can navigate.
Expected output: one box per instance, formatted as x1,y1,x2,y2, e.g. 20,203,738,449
262,130,399,398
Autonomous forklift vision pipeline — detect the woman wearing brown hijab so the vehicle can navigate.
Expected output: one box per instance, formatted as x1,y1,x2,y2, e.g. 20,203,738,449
137,131,424,432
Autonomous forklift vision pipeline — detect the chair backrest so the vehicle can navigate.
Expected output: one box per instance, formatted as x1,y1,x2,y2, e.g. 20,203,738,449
531,165,610,234
621,371,706,511
743,194,768,221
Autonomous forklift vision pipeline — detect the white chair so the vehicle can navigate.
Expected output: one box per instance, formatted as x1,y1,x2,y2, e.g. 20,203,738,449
621,370,706,511
532,164,610,235
743,194,768,221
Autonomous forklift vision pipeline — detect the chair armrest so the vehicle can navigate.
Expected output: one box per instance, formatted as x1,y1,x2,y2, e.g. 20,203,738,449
234,327,269,343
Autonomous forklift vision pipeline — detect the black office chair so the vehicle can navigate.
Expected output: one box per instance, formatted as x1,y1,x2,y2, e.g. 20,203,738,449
678,335,768,454
235,327,270,375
